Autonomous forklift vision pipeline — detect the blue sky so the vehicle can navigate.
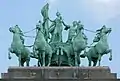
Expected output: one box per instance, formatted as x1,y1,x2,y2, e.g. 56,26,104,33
0,0,120,78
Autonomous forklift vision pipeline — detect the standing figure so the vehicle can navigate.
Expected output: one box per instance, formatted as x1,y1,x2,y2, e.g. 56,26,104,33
41,3,50,42
64,21,77,43
77,20,88,41
48,12,69,66
49,12,68,43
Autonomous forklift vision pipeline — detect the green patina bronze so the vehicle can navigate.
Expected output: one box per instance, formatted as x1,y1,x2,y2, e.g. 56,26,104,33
65,21,77,43
8,25,30,66
72,21,88,66
8,3,112,67
41,3,50,42
49,11,68,43
32,20,53,66
80,25,112,66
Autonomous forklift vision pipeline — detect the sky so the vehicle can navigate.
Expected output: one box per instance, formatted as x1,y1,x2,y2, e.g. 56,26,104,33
0,0,120,78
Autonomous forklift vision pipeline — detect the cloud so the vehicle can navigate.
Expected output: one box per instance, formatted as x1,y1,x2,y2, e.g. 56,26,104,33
48,0,56,3
80,0,120,22
47,0,58,9
44,0,120,23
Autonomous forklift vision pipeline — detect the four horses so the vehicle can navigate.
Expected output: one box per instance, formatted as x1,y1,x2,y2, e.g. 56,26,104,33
8,23,112,67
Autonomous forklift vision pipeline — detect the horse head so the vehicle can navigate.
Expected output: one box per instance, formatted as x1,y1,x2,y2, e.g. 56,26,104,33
9,25,23,34
76,24,84,33
9,26,17,34
101,27,112,35
9,25,30,66
9,25,25,44
97,25,112,36
74,23,85,41
93,26,112,42
36,20,44,33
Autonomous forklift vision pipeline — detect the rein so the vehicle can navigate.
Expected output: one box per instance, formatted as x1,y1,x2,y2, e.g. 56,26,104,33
23,35,36,38
84,28,96,33
22,28,36,38
23,28,36,34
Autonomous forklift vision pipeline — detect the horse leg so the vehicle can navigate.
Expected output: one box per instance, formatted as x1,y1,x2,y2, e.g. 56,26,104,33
88,56,91,66
38,60,41,67
47,53,52,66
77,53,80,66
18,54,22,67
75,52,78,66
36,51,41,67
26,60,29,66
42,51,45,67
92,57,97,66
26,57,30,66
8,48,12,59
38,61,40,67
68,56,72,66
33,45,37,56
21,59,24,67
106,49,112,61
98,54,101,66
89,61,91,66
38,54,41,67
93,60,97,66
109,49,112,61
56,48,59,55
66,52,72,66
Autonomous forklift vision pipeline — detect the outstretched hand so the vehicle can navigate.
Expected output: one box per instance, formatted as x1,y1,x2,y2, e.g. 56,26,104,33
48,17,54,22
64,25,70,30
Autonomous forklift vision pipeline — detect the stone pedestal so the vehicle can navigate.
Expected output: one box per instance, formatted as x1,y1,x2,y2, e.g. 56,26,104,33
1,66,119,81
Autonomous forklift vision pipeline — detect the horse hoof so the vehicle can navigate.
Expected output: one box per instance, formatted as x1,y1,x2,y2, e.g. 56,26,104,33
8,56,11,60
47,64,50,67
69,64,72,67
109,57,112,61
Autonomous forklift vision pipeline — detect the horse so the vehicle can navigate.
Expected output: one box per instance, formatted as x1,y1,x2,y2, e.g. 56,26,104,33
60,24,87,66
32,23,53,67
72,24,88,66
80,27,112,66
8,26,30,66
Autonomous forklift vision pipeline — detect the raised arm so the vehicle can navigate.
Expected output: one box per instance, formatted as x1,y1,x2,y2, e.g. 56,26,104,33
62,21,70,30
49,21,55,28
48,17,54,22
62,21,67,27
